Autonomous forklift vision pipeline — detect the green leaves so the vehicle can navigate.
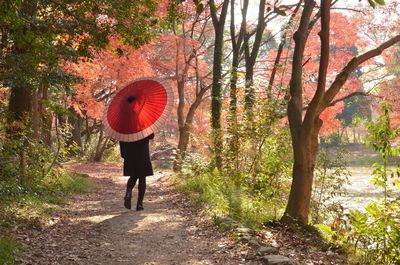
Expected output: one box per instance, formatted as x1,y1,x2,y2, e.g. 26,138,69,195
196,3,204,15
367,0,386,8
344,101,400,263
193,0,204,14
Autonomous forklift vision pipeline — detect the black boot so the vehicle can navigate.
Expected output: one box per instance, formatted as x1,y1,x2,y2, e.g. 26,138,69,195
136,203,144,211
124,190,132,209
136,176,146,211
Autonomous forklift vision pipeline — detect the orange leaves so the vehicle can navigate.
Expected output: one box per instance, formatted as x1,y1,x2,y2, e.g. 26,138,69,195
66,37,156,119
155,0,171,17
301,12,366,134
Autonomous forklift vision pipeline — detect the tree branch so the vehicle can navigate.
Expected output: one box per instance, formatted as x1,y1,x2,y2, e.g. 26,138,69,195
267,0,302,98
328,91,368,107
303,0,331,128
287,0,316,134
323,34,400,108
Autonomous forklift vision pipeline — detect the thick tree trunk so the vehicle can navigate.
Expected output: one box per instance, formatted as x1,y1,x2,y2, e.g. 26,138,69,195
283,117,322,223
6,1,37,138
284,141,314,222
72,115,83,149
283,0,400,225
7,84,32,127
282,0,316,224
174,76,187,172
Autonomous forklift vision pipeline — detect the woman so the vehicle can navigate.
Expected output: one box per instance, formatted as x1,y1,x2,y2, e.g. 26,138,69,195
119,133,154,211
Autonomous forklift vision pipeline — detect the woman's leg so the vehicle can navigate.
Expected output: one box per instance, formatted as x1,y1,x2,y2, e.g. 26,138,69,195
136,176,146,211
127,176,138,191
124,176,138,209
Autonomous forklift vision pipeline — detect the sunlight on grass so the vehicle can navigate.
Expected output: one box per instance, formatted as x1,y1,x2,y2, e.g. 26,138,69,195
0,237,22,265
173,171,281,229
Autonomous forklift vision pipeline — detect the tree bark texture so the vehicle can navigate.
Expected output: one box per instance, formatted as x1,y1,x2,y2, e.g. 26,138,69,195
209,0,229,169
283,0,317,224
7,84,32,126
243,0,266,119
283,0,400,224
226,0,244,172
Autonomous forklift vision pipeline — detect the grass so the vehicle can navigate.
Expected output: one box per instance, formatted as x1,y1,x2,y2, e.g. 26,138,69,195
0,170,93,264
0,237,22,265
173,170,284,229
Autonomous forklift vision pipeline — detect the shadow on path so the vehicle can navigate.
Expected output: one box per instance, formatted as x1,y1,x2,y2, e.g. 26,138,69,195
20,162,247,265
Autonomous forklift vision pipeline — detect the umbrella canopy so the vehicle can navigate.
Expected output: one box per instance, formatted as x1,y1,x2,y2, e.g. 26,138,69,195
103,77,174,142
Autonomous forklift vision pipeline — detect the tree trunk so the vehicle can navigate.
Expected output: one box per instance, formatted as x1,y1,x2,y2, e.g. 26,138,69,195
282,0,400,225
7,84,32,129
173,125,190,171
93,125,105,162
282,0,316,224
73,115,83,149
210,33,224,169
6,1,37,138
226,0,244,172
32,88,40,139
243,0,266,119
174,76,187,171
66,108,83,153
209,0,229,169
267,1,302,100
283,118,322,223
244,65,255,119
39,81,52,146
173,88,205,172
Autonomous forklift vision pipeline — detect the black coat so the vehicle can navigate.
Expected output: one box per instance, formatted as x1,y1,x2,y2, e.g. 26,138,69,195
119,133,154,177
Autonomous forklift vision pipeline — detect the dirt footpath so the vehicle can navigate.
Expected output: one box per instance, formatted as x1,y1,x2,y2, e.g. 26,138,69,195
19,162,253,265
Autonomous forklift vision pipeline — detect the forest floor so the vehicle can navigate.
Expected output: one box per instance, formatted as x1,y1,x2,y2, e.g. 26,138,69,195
16,162,254,265
16,162,348,265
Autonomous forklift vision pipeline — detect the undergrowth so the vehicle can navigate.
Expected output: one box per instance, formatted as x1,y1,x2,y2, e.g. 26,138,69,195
174,169,278,229
0,170,92,264
0,237,22,265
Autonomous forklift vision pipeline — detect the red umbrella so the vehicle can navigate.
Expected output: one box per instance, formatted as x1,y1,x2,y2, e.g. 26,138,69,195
103,77,174,142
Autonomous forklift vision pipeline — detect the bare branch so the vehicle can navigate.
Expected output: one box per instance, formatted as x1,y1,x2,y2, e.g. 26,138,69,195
328,91,368,107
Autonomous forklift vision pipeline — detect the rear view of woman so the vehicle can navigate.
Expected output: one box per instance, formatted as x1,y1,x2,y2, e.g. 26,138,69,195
119,133,154,211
